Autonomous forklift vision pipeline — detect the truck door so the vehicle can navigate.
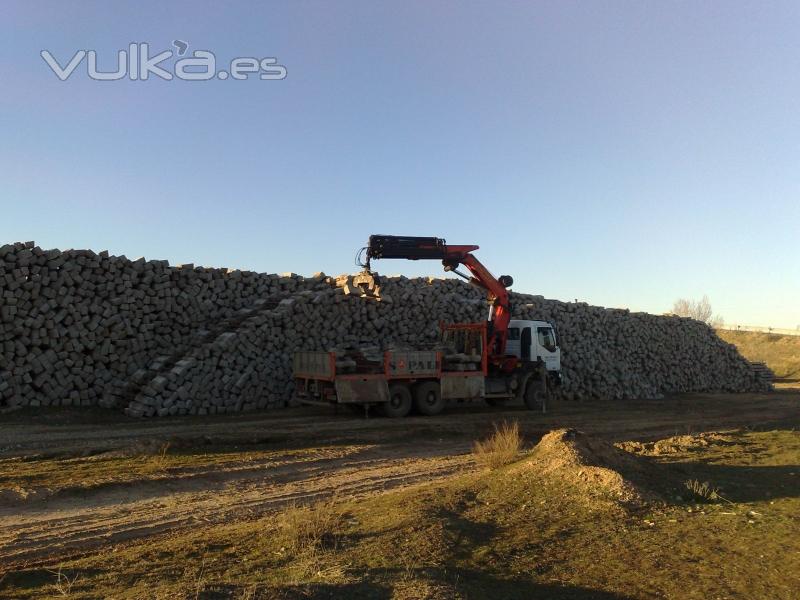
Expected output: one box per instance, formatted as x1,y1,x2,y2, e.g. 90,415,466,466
520,327,532,360
506,327,520,358
536,326,560,371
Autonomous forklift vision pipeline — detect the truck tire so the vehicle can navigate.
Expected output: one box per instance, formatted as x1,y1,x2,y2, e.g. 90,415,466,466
414,381,445,416
524,379,547,411
382,384,413,418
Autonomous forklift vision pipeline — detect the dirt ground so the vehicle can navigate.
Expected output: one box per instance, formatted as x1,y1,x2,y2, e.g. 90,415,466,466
1,386,798,577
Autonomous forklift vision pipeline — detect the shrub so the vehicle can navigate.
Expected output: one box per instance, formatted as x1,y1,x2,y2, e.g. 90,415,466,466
279,498,345,555
473,420,522,469
684,479,721,503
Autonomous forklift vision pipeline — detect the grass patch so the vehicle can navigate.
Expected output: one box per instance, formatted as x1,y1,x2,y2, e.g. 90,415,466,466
3,430,800,599
46,566,80,597
683,479,722,503
717,329,800,380
0,443,365,498
279,499,346,556
472,420,522,469
141,441,172,474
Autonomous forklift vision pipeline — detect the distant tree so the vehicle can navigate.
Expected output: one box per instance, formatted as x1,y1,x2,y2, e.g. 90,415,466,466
671,295,724,327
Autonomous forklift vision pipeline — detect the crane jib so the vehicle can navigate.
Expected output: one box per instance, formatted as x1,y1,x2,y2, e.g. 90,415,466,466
367,235,479,261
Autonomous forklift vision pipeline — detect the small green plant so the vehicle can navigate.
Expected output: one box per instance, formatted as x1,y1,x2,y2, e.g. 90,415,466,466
684,479,721,503
473,420,522,469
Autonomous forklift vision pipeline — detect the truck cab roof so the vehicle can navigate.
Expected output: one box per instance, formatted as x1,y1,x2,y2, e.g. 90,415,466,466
509,319,554,329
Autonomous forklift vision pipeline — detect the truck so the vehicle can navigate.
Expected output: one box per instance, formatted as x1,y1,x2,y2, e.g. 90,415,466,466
293,235,562,417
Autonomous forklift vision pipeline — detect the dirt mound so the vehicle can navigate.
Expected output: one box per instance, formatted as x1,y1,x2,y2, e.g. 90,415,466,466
522,429,655,505
618,431,738,456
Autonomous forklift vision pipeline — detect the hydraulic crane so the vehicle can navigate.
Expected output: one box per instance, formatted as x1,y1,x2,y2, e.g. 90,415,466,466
356,235,517,371
293,234,562,417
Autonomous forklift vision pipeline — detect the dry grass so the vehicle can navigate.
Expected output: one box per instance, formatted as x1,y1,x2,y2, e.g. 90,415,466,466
46,566,80,596
3,430,800,599
279,498,346,556
142,441,172,474
683,479,721,503
0,445,365,497
717,329,800,380
473,420,522,469
236,584,258,600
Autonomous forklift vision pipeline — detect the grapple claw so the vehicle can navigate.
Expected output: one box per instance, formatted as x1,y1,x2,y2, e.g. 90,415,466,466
352,270,381,298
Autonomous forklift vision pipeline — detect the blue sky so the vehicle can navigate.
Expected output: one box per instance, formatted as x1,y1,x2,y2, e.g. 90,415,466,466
1,2,798,328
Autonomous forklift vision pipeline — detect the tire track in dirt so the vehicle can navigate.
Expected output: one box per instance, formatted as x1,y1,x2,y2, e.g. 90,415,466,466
0,443,473,567
2,392,797,459
0,390,797,568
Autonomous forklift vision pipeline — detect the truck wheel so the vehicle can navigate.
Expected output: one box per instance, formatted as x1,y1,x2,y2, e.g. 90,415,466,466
382,384,412,418
524,380,547,411
414,381,444,416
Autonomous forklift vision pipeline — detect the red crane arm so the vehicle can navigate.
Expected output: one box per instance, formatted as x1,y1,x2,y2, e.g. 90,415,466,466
458,252,512,358
362,235,513,358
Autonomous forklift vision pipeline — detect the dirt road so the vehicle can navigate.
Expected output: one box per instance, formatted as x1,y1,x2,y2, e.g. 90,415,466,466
1,389,798,569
